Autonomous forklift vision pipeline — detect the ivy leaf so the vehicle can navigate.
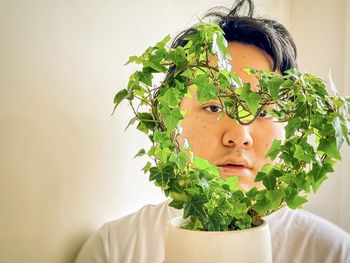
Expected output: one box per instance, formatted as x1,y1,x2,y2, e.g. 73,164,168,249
158,88,180,108
267,77,283,100
142,161,152,174
112,89,133,115
235,214,252,230
310,163,333,192
285,189,308,209
180,69,193,79
285,117,302,138
193,156,219,177
294,144,313,162
155,34,171,48
262,173,277,191
154,146,171,163
192,74,217,103
143,60,167,73
125,55,141,65
169,199,185,209
159,105,184,134
246,92,261,114
136,112,156,134
265,140,282,160
236,83,261,114
149,165,175,189
153,131,174,148
253,192,270,215
332,115,345,148
114,89,130,105
139,67,153,86
183,195,207,221
133,149,146,159
176,151,188,171
167,46,188,75
237,105,254,122
317,138,342,160
184,187,202,196
224,176,239,191
169,191,189,202
124,116,138,131
266,189,285,210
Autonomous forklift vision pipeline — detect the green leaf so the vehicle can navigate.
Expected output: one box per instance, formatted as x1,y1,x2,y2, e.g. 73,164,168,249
153,131,174,148
136,112,156,134
266,189,284,210
154,147,171,163
124,116,138,131
285,117,302,138
167,46,188,75
192,75,217,103
318,138,342,160
143,60,167,73
253,193,270,215
139,67,153,86
310,163,333,192
142,161,152,174
133,149,145,159
286,194,307,209
149,165,175,189
237,105,254,122
125,55,141,65
183,195,207,221
265,140,282,160
236,83,261,114
246,92,261,114
156,34,171,48
169,191,189,202
193,156,219,177
159,105,184,134
332,115,345,148
157,88,180,108
285,189,307,209
180,69,193,79
224,176,239,191
267,77,283,100
113,89,131,106
294,144,313,162
262,173,277,191
169,199,185,209
184,187,202,196
235,214,252,230
176,151,188,171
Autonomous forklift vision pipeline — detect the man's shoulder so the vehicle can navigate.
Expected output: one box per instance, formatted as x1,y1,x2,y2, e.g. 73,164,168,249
107,199,180,230
267,207,350,263
75,199,181,263
268,207,349,236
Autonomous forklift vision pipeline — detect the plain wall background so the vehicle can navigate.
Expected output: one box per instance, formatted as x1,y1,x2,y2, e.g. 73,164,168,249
0,0,349,262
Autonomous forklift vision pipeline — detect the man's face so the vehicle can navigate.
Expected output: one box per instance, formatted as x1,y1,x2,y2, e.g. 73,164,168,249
177,42,285,191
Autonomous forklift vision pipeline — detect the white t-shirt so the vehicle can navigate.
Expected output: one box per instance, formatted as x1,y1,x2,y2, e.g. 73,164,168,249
75,200,350,263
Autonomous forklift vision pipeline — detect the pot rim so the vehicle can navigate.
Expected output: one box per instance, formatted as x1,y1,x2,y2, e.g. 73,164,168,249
167,216,268,234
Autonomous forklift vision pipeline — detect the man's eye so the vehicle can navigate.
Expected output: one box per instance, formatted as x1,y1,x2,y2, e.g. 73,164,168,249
203,105,223,113
259,110,271,118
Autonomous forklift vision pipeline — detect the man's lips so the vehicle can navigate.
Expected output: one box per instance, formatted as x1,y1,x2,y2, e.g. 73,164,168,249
217,164,253,176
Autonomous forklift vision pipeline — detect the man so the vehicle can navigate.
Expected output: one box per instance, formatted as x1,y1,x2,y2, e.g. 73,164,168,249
76,1,350,262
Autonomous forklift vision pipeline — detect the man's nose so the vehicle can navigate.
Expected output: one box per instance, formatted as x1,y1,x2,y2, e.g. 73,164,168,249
221,119,253,148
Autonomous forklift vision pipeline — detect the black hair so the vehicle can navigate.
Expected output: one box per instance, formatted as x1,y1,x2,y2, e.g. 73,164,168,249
171,0,297,74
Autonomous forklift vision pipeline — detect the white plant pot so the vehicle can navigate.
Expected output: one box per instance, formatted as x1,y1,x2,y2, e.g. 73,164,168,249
165,216,272,263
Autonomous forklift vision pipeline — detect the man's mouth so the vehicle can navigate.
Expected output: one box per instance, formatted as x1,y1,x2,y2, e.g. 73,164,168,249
217,162,253,176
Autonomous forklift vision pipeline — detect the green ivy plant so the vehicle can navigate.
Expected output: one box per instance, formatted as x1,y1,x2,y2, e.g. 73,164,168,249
112,21,350,231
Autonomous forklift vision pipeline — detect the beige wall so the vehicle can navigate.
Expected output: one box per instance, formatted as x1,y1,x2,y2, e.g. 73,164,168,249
0,0,348,262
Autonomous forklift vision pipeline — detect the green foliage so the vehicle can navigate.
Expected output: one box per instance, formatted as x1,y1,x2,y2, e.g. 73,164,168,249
112,21,350,231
